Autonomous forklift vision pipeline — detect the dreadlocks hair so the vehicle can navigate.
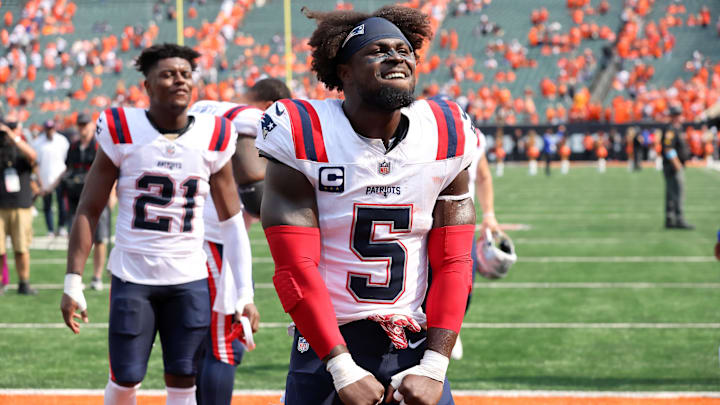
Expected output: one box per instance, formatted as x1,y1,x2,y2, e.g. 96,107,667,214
302,5,433,92
134,43,201,76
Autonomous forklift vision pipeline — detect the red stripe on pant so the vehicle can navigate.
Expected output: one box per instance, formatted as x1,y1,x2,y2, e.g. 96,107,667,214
205,240,235,365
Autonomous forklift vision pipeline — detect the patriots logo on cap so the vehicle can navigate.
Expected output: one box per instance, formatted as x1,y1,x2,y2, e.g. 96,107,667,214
342,24,365,48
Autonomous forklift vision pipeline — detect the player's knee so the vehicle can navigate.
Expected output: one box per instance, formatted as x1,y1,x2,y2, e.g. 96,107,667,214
111,364,148,384
112,379,142,388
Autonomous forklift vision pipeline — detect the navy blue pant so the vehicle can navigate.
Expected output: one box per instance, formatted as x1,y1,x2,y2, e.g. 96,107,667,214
42,184,66,233
284,320,454,405
108,275,211,383
195,333,244,405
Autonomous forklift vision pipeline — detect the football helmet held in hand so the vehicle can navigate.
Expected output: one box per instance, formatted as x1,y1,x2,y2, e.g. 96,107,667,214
476,228,517,279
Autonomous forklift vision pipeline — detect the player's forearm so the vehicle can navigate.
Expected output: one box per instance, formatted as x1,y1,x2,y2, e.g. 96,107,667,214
66,212,98,275
426,327,458,358
266,225,346,359
475,157,495,215
219,211,255,310
425,224,474,334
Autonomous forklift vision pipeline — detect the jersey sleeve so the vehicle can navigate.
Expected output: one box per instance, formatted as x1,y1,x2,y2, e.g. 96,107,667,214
233,107,263,137
439,101,481,192
254,101,303,172
210,122,238,174
94,110,122,167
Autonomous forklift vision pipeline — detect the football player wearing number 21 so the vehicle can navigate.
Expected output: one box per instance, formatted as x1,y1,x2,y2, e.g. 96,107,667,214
257,6,483,405
60,44,255,405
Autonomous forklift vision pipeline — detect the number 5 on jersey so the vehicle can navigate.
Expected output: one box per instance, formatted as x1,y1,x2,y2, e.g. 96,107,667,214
349,204,412,303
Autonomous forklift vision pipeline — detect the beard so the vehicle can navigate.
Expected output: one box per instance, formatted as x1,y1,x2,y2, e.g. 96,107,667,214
361,82,416,111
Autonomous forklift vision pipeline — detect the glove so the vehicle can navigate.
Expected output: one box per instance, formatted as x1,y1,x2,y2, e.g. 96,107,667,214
367,314,421,349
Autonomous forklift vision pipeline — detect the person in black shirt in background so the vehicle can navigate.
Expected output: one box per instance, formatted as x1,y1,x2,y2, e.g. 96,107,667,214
661,106,694,230
63,113,115,291
0,114,38,295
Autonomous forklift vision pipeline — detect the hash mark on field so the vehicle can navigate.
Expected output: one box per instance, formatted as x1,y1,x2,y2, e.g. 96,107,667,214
3,322,720,329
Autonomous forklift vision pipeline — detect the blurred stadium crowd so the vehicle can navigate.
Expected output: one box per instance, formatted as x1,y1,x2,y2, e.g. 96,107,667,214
0,0,718,161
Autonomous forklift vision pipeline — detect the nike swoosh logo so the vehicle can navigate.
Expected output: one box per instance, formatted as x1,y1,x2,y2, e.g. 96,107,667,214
275,103,285,116
407,337,426,349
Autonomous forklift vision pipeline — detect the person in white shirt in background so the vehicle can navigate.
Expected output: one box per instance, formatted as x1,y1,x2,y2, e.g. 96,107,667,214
33,120,70,236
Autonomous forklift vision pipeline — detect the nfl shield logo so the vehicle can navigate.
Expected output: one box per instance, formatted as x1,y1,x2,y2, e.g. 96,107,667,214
378,161,391,176
297,337,310,353
165,144,176,156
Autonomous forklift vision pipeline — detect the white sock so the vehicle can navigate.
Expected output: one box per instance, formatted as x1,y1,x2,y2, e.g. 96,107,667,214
104,379,139,405
561,160,569,174
166,386,197,405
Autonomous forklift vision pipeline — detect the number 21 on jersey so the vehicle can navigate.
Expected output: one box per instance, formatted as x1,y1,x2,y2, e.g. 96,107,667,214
133,173,199,233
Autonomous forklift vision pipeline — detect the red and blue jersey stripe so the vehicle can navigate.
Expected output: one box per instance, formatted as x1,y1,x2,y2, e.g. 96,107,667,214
104,108,132,144
279,99,328,162
427,99,466,160
209,116,232,152
223,105,258,121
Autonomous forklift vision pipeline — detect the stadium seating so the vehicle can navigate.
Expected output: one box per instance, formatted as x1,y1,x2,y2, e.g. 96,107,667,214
0,0,718,132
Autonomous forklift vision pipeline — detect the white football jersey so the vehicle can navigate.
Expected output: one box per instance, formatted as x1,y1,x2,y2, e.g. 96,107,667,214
256,98,480,325
189,100,263,243
96,107,237,285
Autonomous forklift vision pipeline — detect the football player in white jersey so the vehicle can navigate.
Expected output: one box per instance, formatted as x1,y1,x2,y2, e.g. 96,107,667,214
188,78,291,405
60,44,251,405
256,7,478,405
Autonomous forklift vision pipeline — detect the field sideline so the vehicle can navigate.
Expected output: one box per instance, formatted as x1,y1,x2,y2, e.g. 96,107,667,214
1,166,719,403
2,389,720,405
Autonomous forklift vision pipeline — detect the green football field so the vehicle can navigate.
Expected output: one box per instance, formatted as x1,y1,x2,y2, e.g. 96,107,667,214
1,165,718,392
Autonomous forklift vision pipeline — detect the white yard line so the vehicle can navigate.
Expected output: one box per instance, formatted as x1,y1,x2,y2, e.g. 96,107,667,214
27,282,720,290
3,322,720,330
1,389,718,398
473,282,720,289
460,323,720,329
519,256,715,263
21,255,716,266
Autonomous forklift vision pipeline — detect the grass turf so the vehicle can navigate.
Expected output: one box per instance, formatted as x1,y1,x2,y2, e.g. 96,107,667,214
0,166,718,391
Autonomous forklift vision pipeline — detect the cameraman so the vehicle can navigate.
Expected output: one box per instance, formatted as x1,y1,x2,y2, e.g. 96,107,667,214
0,115,38,295
63,113,114,291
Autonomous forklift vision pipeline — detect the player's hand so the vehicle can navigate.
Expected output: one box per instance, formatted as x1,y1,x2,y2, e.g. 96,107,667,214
384,374,443,405
338,374,385,405
235,303,260,334
60,293,88,334
480,214,499,235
